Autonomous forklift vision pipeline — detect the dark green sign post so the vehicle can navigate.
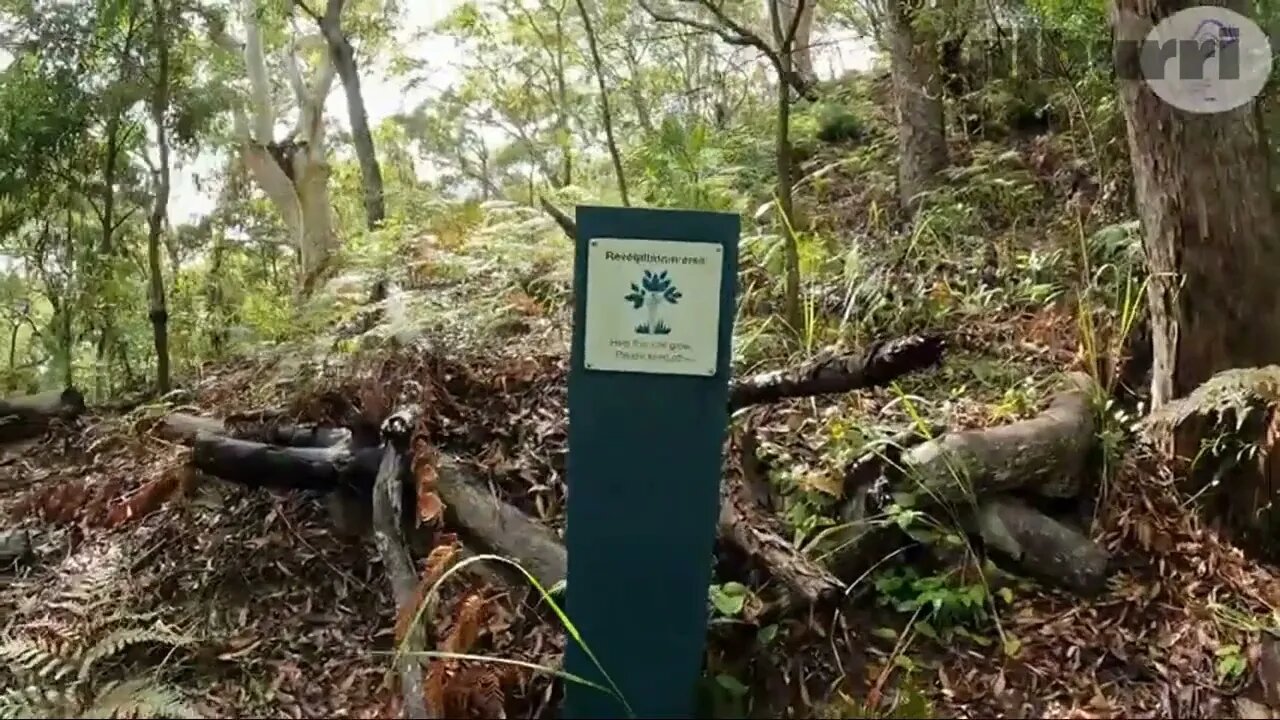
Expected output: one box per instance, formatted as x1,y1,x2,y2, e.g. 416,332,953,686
563,205,739,719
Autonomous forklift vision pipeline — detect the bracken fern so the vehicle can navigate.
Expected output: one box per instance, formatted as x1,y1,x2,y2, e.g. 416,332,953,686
0,622,197,719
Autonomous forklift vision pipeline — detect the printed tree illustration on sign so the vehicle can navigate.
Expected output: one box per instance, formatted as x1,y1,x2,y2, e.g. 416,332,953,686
625,270,682,334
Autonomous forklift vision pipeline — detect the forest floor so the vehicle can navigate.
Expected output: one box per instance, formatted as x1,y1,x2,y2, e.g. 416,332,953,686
4,80,1280,718
3,334,1278,719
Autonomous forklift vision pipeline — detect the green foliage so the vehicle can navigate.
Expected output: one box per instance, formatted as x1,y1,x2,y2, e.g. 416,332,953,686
708,581,752,617
695,671,751,719
815,105,866,144
631,116,752,211
872,565,1010,641
0,625,198,719
816,683,934,719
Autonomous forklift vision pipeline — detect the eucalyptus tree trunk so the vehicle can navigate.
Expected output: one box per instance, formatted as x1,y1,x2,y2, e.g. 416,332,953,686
208,0,338,295
147,0,172,393
303,0,386,230
888,0,947,211
1113,0,1280,551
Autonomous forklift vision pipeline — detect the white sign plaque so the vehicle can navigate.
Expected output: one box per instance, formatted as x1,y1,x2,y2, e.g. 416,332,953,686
582,237,723,376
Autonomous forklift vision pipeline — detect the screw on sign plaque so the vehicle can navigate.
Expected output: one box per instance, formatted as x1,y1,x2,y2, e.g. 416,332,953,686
563,205,738,719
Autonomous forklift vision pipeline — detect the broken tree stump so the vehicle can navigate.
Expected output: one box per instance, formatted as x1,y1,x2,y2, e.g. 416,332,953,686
0,388,85,443
370,407,430,720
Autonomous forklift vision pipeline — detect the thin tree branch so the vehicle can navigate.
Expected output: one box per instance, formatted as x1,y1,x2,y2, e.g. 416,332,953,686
784,0,808,48
292,0,322,22
638,0,816,98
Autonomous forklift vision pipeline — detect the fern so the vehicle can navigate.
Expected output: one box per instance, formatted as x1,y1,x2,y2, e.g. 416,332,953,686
79,677,200,719
76,627,194,684
1,636,78,683
0,623,197,720
0,685,79,720
0,676,199,719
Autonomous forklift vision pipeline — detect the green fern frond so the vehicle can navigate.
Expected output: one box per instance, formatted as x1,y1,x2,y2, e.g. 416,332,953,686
0,684,79,719
1145,366,1280,438
77,628,195,684
79,677,200,719
0,636,78,682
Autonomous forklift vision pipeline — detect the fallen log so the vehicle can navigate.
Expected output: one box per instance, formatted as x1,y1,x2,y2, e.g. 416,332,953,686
182,414,827,610
437,459,567,588
191,432,382,492
720,474,843,610
370,407,430,720
965,495,1108,595
155,413,231,443
728,336,946,411
0,388,85,443
889,371,1095,505
820,372,1099,586
157,413,353,449
179,417,568,589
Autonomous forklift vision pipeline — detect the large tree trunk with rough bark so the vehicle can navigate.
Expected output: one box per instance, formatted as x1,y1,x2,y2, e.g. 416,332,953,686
1113,0,1280,550
888,0,948,210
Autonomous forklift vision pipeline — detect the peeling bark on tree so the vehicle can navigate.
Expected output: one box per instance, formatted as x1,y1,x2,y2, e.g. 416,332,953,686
0,388,85,443
208,0,339,294
1112,0,1280,550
